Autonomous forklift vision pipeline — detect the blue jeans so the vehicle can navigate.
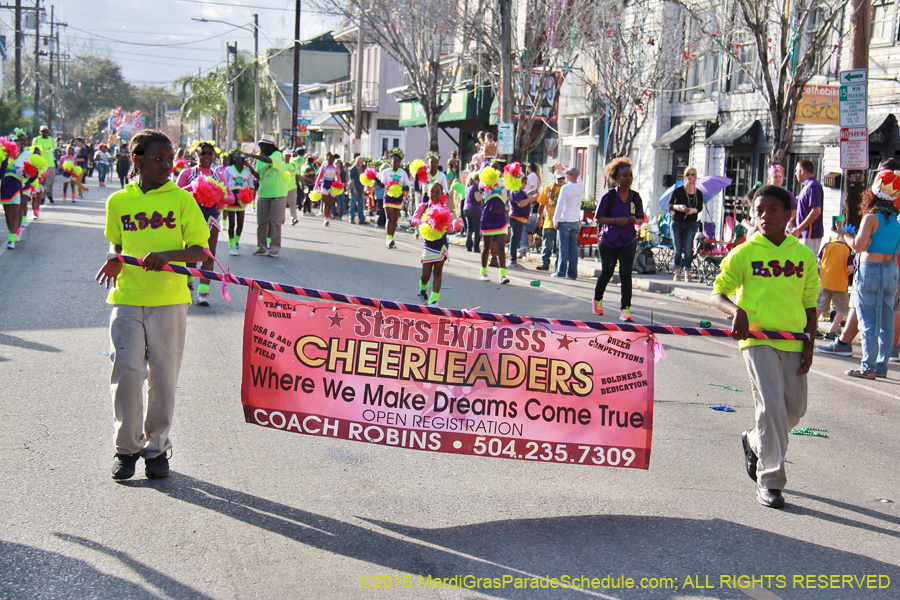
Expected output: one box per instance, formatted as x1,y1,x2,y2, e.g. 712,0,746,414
509,218,526,263
671,220,697,270
96,162,109,185
556,222,580,279
464,209,481,251
334,194,347,218
349,192,366,222
854,261,899,374
541,228,557,269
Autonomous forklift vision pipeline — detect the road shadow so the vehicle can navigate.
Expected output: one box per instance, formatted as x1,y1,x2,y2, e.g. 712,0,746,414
0,333,63,353
0,537,215,600
128,473,900,600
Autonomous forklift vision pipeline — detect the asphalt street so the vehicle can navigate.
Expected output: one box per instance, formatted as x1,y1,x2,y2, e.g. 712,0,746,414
1,181,898,600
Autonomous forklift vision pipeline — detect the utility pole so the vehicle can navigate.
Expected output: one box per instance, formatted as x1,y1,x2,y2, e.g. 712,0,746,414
47,4,53,127
844,0,871,228
14,0,22,103
290,0,301,148
253,13,260,143
33,0,40,122
233,41,238,147
498,0,512,124
225,42,233,149
352,14,364,156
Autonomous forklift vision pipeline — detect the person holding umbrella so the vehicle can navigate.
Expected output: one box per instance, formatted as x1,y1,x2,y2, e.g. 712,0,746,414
668,166,704,282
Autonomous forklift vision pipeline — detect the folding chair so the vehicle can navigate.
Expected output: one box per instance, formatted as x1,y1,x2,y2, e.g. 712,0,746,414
648,213,674,274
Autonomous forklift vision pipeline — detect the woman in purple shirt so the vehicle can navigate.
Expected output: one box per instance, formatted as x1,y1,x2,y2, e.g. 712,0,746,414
592,158,644,322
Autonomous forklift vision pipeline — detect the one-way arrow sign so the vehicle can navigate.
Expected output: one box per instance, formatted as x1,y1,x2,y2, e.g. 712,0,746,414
839,69,868,85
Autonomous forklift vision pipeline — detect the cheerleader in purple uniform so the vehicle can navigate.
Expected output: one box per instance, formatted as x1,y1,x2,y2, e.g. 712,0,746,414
410,182,451,306
478,164,511,284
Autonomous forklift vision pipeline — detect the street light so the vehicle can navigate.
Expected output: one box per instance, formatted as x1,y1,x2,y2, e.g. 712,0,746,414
191,16,260,144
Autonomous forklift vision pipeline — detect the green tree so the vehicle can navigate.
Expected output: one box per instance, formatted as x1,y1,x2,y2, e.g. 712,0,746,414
63,55,132,134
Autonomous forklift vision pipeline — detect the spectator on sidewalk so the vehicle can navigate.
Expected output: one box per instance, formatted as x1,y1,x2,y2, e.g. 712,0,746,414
552,166,585,281
535,168,565,271
348,156,367,224
815,231,854,342
791,160,824,253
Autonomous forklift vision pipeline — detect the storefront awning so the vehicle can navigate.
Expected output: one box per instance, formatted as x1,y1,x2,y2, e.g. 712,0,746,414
398,89,492,128
652,121,694,149
705,119,760,147
818,114,895,145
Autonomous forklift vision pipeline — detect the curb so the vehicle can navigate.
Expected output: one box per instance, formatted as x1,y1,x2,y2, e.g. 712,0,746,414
446,234,714,305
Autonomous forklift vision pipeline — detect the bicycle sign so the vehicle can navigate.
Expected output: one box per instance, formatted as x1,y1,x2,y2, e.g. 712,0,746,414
796,84,839,125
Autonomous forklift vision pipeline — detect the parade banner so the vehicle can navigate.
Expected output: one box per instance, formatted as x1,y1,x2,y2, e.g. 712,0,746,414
241,290,655,469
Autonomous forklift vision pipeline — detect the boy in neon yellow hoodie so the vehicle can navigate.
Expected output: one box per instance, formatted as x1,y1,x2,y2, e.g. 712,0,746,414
711,185,819,509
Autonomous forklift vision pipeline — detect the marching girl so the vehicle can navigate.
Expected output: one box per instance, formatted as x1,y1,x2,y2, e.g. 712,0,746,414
223,150,259,255
378,148,411,248
60,145,77,202
412,152,447,204
176,142,225,306
411,182,452,306
312,153,339,226
1,134,28,249
478,163,512,284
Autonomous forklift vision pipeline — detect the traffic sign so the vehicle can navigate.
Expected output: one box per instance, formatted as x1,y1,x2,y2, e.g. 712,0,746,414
839,84,867,127
498,123,514,155
839,69,867,85
840,127,869,169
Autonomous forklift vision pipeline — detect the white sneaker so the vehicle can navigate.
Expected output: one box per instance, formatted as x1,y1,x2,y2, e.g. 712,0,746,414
388,239,396,249
228,247,238,256
479,273,490,282
324,219,329,227
427,300,439,307
500,276,510,284
197,293,210,306
5,240,14,249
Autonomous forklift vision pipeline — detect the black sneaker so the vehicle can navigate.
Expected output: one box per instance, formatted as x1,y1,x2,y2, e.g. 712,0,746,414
417,289,428,302
741,430,758,482
144,453,170,479
111,453,140,480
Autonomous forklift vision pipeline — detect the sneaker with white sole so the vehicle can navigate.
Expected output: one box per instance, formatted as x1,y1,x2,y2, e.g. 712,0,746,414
592,300,603,315
228,247,238,256
388,239,396,249
5,240,13,250
197,292,210,306
479,273,490,282
417,289,428,302
500,276,510,284
816,340,853,356
620,308,633,322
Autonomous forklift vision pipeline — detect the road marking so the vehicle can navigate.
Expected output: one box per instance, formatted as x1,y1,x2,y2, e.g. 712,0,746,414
741,586,785,600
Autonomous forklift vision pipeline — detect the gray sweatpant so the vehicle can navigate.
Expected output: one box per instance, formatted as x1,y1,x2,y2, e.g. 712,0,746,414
109,304,188,458
285,188,298,221
256,196,286,255
742,345,808,491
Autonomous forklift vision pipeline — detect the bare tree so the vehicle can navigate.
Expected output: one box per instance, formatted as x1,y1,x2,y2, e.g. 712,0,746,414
672,0,849,166
315,0,484,152
472,0,586,161
580,0,699,163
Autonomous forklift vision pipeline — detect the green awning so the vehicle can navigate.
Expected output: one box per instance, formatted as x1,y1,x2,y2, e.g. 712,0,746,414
398,89,492,127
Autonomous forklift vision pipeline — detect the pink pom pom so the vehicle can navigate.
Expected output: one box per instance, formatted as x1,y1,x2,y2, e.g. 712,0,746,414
191,175,226,208
364,167,377,180
453,218,464,233
427,204,453,235
0,138,19,160
504,162,523,178
237,187,255,205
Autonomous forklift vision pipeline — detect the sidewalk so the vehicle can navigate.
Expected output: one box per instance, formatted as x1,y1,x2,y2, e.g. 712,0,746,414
446,234,716,305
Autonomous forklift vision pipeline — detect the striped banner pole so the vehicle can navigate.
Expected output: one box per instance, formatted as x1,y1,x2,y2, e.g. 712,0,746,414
111,254,809,342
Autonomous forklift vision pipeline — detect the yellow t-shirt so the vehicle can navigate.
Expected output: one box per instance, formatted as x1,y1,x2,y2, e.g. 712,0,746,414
258,151,288,198
104,181,210,306
818,240,852,292
712,233,819,352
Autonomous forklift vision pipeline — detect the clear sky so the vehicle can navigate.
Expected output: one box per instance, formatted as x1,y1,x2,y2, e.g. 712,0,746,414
51,0,339,87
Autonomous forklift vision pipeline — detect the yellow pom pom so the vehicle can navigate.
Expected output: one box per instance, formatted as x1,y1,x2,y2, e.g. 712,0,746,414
359,174,373,187
387,183,403,198
63,160,75,171
503,173,523,192
310,191,323,202
74,166,84,175
418,223,444,241
480,167,500,189
28,154,48,173
409,159,425,174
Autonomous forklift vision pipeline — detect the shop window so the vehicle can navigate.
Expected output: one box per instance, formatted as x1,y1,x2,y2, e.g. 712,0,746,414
723,154,754,224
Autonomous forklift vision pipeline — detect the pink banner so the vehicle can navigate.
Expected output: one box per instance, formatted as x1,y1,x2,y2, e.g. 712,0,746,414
241,290,655,469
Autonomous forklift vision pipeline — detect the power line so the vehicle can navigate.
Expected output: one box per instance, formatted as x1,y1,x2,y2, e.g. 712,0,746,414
66,23,242,47
62,34,229,53
172,0,330,14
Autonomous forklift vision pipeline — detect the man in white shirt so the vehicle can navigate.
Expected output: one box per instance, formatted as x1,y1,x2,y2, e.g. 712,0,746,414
552,167,585,279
